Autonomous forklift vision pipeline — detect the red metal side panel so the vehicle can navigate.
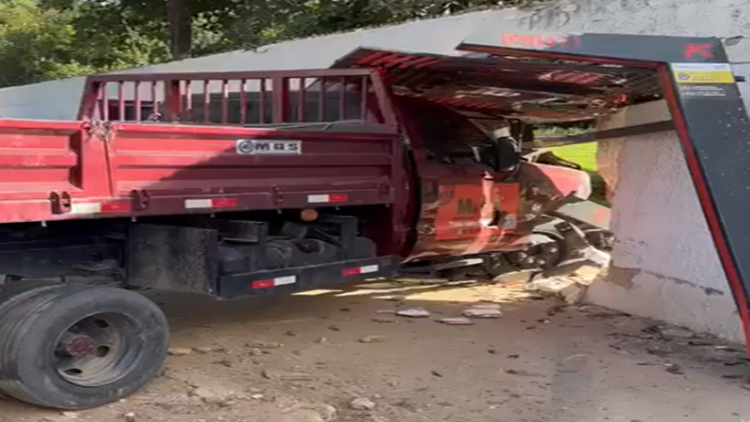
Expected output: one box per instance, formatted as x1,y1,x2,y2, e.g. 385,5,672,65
0,120,84,222
110,124,399,215
0,68,403,224
0,120,399,223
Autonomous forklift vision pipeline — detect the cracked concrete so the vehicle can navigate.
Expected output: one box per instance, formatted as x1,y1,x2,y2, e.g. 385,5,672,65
608,265,726,297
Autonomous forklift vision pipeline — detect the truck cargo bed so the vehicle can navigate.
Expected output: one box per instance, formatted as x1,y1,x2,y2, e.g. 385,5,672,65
0,69,402,223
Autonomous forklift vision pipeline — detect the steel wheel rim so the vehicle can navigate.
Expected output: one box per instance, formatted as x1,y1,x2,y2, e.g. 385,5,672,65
52,312,144,387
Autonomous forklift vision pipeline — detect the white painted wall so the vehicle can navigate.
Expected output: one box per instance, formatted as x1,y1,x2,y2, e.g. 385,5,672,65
588,102,745,342
586,66,750,343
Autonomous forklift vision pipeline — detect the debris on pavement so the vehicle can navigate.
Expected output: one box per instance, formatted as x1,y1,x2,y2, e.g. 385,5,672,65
262,369,314,381
318,404,338,421
372,317,398,324
167,347,194,356
492,269,537,284
505,368,540,377
646,345,673,357
463,303,503,319
213,358,233,368
350,397,376,411
665,363,684,375
188,387,217,399
528,275,592,305
438,317,474,325
359,335,388,343
396,307,431,318
122,412,137,422
248,341,284,349
194,346,226,354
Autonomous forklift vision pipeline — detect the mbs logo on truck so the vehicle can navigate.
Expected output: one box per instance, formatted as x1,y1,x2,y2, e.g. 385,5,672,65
236,139,302,155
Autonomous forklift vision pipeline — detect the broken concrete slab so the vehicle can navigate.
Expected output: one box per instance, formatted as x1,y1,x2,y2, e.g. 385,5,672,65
492,269,537,284
350,397,376,410
372,317,398,324
261,369,314,381
396,307,431,318
529,277,577,294
359,335,388,343
167,348,193,356
248,341,284,349
656,326,696,339
438,317,474,325
463,304,503,319
529,276,593,305
561,283,588,305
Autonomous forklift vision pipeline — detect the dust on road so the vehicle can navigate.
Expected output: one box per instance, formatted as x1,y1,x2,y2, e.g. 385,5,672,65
3,279,750,422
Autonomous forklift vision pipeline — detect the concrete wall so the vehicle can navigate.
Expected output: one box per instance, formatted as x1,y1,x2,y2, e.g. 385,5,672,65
0,77,85,120
586,65,750,344
588,102,745,343
487,0,750,342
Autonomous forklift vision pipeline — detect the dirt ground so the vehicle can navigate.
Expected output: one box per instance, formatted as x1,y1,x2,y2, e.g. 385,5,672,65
2,278,750,422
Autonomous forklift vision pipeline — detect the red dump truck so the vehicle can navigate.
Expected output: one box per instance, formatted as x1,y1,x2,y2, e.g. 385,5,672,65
0,45,647,410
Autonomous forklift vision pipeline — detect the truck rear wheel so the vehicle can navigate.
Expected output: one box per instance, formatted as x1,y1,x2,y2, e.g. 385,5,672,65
0,284,169,409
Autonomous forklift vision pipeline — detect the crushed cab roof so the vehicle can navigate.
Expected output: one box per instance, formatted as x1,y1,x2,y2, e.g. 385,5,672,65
331,47,662,124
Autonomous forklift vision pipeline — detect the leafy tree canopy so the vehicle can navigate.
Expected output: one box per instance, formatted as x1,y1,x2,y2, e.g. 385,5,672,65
0,0,514,87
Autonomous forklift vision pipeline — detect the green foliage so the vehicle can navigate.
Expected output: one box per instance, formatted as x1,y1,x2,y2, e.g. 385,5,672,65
549,143,610,206
0,0,168,87
0,0,523,87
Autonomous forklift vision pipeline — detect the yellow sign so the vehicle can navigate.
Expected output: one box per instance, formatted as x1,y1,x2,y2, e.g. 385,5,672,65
672,63,734,84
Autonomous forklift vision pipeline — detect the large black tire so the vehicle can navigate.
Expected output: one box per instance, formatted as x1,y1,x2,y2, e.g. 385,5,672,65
0,284,169,409
0,283,62,400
